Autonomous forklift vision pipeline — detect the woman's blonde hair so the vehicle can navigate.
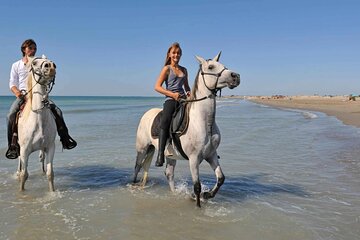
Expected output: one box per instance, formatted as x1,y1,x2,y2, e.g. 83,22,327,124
164,42,182,66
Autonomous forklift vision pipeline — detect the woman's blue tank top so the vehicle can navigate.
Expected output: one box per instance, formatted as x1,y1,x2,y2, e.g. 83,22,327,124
165,65,186,101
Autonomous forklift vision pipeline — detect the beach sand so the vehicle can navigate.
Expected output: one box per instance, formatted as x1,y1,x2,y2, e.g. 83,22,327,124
245,95,360,128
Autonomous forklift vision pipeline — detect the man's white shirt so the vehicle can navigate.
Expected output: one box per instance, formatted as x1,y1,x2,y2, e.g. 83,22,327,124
9,59,28,91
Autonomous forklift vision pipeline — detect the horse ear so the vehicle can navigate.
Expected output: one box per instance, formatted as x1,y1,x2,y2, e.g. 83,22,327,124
212,51,222,62
195,55,205,64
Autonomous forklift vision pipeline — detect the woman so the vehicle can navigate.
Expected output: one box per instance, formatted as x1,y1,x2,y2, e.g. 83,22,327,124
6,39,77,159
154,42,191,167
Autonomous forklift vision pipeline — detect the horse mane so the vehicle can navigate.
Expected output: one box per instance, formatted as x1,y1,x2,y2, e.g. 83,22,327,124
189,68,201,102
22,67,33,119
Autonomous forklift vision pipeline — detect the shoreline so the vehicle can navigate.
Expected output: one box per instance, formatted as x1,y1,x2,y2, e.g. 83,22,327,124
243,95,360,128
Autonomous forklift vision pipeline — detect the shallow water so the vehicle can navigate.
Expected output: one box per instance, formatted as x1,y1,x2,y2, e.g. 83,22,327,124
1,96,359,240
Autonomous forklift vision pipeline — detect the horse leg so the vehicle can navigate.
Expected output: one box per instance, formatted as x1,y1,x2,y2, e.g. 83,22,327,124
16,157,22,179
203,152,225,200
133,145,155,187
141,146,155,187
133,150,146,184
45,144,56,192
165,158,177,192
18,152,29,191
39,150,46,174
189,157,201,208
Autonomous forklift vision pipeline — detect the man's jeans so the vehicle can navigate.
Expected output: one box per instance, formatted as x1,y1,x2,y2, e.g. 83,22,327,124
6,98,63,145
6,97,24,145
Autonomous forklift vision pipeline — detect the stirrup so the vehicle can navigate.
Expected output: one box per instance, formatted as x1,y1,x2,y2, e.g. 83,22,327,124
5,145,20,159
60,136,77,150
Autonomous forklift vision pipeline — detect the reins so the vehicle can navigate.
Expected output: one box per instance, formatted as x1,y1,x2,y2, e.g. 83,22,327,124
177,62,225,149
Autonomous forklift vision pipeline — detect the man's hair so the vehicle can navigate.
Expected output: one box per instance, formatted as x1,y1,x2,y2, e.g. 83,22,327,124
21,39,37,56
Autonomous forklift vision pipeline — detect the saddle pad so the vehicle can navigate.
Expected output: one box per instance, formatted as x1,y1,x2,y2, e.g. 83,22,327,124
171,103,189,136
151,110,163,138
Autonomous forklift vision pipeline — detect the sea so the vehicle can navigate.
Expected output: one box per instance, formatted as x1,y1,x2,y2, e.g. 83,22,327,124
0,96,359,240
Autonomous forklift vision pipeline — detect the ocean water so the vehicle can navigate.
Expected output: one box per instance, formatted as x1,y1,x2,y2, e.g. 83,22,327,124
0,96,359,240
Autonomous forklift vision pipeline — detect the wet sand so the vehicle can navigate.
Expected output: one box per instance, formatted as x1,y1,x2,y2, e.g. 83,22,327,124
246,95,360,128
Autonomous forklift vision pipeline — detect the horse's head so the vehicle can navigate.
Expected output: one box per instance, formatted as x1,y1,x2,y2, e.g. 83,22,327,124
195,52,240,92
28,55,57,85
22,56,57,119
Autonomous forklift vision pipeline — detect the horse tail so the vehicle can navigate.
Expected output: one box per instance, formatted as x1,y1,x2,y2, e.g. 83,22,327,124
133,145,155,182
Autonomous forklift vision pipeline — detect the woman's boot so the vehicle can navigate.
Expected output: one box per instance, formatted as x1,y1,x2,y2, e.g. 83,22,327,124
155,129,168,167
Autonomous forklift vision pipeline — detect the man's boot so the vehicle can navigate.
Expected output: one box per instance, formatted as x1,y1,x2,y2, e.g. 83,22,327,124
51,109,77,150
5,118,20,159
155,129,168,167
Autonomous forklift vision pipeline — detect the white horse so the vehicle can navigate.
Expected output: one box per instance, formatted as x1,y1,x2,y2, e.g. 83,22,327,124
133,53,240,207
17,56,57,191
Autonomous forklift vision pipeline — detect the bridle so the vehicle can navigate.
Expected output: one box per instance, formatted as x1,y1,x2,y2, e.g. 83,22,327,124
26,58,56,112
182,62,227,103
200,63,227,95
25,58,56,97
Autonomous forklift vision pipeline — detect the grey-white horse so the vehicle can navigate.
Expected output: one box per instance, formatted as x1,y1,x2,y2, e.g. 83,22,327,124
17,56,57,191
133,53,240,207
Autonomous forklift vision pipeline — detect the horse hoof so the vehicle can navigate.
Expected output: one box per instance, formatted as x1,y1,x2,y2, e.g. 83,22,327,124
5,148,19,159
190,193,209,203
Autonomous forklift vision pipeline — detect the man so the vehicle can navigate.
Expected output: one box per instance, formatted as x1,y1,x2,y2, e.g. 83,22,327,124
6,39,77,159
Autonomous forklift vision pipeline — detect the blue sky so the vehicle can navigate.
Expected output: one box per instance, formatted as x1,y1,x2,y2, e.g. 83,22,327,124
0,0,359,96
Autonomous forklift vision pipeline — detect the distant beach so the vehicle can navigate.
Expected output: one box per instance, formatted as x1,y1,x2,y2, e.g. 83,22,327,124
241,95,360,128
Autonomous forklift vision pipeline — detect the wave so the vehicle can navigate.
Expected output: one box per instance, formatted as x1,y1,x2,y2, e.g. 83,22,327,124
64,104,156,114
302,111,318,119
64,107,127,114
283,108,318,119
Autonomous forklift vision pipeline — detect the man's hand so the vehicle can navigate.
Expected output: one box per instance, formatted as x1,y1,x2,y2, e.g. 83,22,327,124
15,91,23,98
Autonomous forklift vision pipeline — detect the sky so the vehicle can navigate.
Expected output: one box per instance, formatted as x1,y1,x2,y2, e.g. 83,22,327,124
0,0,359,96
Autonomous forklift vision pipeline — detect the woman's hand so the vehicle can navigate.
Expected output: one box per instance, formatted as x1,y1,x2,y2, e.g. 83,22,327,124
172,92,181,101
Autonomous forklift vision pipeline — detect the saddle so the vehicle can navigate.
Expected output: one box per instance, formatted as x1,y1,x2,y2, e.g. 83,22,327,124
151,103,190,159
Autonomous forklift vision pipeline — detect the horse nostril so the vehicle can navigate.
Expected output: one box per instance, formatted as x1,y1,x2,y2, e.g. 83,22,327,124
231,72,238,78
